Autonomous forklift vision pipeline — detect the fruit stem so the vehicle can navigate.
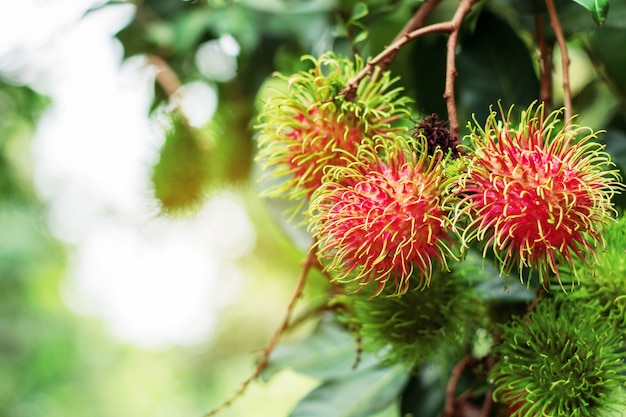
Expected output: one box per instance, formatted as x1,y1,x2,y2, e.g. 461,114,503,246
341,0,479,150
545,0,573,123
202,240,319,417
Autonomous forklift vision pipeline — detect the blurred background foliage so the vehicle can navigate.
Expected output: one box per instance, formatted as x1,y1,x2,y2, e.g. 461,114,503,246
2,0,626,416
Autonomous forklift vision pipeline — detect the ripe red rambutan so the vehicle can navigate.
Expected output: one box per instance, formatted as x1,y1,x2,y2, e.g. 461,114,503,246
455,103,623,286
255,52,410,211
309,135,457,296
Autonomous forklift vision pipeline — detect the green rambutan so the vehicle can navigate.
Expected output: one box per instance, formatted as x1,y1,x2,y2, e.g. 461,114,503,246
335,269,480,367
557,214,626,324
491,297,626,417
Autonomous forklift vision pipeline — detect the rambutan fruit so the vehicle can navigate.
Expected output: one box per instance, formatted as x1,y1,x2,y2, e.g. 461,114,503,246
335,269,481,367
491,297,626,417
255,52,411,211
557,214,626,324
309,135,457,296
454,103,622,286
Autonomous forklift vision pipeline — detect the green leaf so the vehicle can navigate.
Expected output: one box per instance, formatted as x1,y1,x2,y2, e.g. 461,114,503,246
400,365,447,417
290,363,410,417
263,319,379,381
455,11,539,131
571,0,610,25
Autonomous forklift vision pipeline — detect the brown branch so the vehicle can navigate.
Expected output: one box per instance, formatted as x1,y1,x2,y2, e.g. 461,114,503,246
545,0,572,122
147,55,182,98
341,21,454,100
479,389,493,417
443,354,472,417
202,242,318,417
534,13,553,108
391,0,443,44
443,0,478,143
340,0,477,148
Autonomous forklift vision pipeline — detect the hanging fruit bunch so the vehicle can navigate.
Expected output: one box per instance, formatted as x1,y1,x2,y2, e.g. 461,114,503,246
206,0,626,416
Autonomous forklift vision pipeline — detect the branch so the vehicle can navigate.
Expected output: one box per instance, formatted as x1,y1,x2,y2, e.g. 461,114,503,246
443,0,478,143
202,242,318,417
391,0,443,44
443,354,472,417
534,13,553,108
147,55,182,98
545,0,572,122
340,0,478,147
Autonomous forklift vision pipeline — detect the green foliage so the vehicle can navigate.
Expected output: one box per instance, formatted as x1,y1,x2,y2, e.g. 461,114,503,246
264,318,410,417
571,0,610,25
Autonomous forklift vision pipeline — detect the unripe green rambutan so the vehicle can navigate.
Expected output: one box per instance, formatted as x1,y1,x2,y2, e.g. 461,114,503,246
454,103,622,286
335,269,481,367
557,214,626,324
309,135,458,296
255,52,411,210
491,297,626,417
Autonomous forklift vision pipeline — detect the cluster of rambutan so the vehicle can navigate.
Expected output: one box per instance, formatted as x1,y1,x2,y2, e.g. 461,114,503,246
256,52,625,415
257,52,621,295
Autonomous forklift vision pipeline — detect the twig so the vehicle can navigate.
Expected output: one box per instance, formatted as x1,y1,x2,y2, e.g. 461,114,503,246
202,242,318,417
479,389,493,417
544,0,572,122
443,354,472,417
147,55,182,98
391,0,443,44
443,0,478,143
534,13,553,108
340,0,478,147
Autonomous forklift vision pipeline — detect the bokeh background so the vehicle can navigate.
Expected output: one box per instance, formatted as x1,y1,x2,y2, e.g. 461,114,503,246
0,1,326,416
2,1,626,416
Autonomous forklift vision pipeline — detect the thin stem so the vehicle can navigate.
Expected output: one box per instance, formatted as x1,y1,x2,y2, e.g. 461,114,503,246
443,354,472,417
341,21,454,100
341,0,478,147
391,0,443,44
535,13,553,108
202,242,318,417
545,0,572,121
147,55,181,98
443,0,478,143
480,389,494,417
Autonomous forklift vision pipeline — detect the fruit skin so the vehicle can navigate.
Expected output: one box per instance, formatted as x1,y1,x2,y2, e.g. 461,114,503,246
490,297,626,417
255,52,410,211
454,103,623,286
556,214,626,325
308,135,458,296
334,268,482,368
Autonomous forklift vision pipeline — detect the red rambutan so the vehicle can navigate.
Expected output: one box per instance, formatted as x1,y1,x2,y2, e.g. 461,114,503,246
309,135,457,296
455,103,623,286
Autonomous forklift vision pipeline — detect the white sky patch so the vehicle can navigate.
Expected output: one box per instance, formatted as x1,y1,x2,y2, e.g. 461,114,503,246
2,1,254,348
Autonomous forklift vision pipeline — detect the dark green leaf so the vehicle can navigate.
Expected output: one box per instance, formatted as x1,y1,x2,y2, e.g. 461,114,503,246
571,0,610,25
400,365,447,417
290,363,409,417
455,11,539,131
591,27,626,100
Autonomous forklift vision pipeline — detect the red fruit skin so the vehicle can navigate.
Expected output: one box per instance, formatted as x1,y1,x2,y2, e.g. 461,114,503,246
286,108,363,195
457,104,622,284
310,137,455,295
